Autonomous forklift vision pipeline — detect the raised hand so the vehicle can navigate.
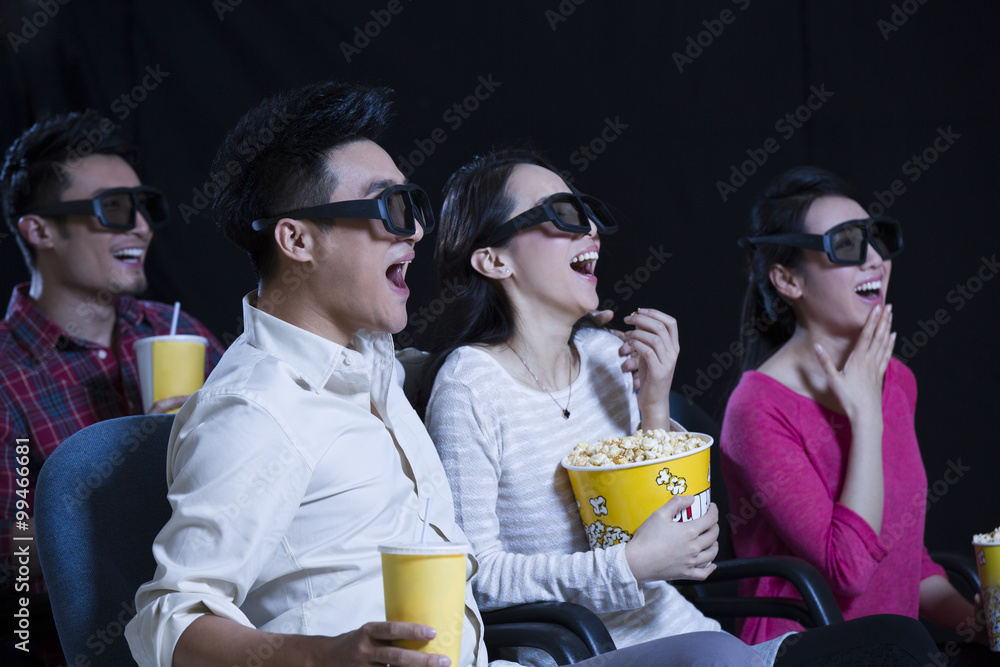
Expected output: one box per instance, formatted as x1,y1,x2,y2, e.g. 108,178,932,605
816,303,895,533
621,308,679,429
814,303,895,425
625,497,719,582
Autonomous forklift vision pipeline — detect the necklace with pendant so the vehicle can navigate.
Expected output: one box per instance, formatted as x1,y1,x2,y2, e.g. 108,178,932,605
508,344,574,419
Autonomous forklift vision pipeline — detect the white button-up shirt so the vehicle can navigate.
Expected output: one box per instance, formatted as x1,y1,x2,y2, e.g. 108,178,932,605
126,294,489,667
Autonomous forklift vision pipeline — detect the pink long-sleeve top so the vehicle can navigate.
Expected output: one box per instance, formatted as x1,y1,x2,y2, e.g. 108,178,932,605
720,358,945,643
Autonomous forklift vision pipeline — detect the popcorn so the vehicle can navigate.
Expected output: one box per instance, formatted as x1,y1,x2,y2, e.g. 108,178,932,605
973,525,1000,543
564,429,708,467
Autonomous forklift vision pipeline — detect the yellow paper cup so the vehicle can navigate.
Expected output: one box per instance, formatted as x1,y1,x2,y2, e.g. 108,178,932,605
973,541,1000,651
562,434,712,549
379,543,468,664
134,335,208,413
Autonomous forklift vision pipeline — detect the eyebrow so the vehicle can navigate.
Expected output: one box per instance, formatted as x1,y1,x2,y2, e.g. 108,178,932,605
363,178,402,198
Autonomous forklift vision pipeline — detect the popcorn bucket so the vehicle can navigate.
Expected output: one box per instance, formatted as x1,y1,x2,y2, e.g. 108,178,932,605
562,433,712,549
973,540,1000,651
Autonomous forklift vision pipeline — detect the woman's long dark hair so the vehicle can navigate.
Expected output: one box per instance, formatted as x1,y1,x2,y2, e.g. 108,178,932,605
738,166,866,372
415,148,573,416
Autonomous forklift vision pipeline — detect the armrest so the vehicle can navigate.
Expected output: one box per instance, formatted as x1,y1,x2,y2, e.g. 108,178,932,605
689,557,844,628
481,601,617,657
930,551,980,602
483,622,590,666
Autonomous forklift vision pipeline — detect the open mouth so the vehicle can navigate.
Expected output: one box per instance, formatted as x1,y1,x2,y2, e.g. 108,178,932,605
570,251,598,278
854,278,882,299
386,260,410,291
112,248,144,264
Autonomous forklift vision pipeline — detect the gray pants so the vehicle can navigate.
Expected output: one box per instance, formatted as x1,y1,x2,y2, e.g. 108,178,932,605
573,631,764,667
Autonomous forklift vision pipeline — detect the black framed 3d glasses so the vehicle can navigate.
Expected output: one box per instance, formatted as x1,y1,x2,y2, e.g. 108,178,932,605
25,186,170,230
475,192,619,249
739,217,903,265
251,183,435,236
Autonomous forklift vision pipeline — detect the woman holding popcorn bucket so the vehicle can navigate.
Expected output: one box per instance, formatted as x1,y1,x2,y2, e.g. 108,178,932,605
419,148,941,666
721,165,991,663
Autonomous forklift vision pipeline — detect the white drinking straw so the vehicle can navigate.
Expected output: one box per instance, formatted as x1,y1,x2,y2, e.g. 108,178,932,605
169,301,181,336
420,497,432,543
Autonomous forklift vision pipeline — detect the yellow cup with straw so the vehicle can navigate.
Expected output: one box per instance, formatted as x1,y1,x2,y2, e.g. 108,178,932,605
134,302,207,414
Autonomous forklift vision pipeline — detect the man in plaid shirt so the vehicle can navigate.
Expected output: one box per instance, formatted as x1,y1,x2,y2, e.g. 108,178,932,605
0,111,225,665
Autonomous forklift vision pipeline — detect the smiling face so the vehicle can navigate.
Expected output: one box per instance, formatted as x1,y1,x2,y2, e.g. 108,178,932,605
787,195,892,337
289,139,422,343
499,164,602,319
36,154,152,298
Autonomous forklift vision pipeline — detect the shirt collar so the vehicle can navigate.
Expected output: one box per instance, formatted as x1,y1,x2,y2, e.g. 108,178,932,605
240,292,396,392
4,283,146,358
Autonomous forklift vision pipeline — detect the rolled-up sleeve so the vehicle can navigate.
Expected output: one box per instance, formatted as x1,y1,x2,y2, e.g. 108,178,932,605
125,392,310,666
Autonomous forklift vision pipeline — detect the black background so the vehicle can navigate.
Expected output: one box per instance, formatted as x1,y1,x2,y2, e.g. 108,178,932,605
1,1,998,556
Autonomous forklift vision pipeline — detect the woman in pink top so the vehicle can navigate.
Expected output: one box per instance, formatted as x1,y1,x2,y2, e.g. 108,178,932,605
720,166,987,655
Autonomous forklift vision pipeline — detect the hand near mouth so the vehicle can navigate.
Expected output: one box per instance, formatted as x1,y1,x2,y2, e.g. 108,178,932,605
814,303,895,426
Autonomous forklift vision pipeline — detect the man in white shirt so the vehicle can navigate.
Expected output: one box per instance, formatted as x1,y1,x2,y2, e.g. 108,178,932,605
124,81,489,667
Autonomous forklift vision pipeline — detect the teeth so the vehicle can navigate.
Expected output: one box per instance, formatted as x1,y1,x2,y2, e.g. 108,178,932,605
112,248,143,259
854,279,882,294
571,251,598,264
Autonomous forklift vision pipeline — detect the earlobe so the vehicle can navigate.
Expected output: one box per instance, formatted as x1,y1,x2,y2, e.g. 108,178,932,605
17,215,55,250
470,248,510,279
769,263,802,300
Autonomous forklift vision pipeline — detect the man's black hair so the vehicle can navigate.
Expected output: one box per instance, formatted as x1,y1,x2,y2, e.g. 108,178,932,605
210,80,393,284
0,110,139,270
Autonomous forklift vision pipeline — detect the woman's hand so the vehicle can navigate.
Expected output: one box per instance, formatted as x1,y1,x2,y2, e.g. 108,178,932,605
621,309,679,429
814,303,894,426
625,497,719,582
816,303,895,533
